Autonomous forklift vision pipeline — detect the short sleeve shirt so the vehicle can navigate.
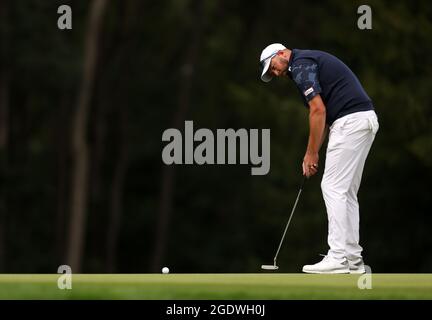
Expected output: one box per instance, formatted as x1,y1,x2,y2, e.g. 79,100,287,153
287,49,374,125
291,60,322,104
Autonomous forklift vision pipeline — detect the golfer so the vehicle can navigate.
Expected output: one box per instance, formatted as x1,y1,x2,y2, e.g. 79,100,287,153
259,43,379,274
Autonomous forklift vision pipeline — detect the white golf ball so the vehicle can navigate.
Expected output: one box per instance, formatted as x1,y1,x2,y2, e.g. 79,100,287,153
162,267,169,274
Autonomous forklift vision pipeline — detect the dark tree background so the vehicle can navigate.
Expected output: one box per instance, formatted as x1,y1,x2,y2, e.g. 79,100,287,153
0,0,431,273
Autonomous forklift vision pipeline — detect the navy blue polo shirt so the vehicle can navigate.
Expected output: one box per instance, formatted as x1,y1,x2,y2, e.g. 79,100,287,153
287,49,374,125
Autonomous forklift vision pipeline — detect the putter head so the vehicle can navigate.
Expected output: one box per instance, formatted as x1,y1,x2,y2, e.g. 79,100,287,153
261,264,279,271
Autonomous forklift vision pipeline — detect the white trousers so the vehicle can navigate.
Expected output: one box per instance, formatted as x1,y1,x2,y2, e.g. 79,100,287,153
321,110,379,262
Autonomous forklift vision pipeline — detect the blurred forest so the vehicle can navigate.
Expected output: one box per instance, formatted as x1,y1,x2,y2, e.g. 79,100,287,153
0,0,431,273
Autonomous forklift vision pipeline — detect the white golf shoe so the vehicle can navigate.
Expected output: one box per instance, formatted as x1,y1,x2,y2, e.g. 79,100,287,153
302,255,350,274
348,258,366,274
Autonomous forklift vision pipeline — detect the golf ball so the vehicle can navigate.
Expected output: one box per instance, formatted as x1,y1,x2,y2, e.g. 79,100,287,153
162,267,169,274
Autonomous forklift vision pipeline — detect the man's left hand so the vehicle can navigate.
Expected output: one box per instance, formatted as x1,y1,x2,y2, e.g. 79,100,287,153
303,152,319,177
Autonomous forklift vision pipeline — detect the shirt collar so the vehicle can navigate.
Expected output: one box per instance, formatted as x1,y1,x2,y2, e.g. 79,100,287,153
287,49,295,78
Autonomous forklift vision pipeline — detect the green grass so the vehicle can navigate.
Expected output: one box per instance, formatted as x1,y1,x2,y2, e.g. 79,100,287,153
0,274,431,299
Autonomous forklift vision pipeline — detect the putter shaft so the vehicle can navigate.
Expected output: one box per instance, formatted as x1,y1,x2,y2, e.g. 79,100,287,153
273,177,306,264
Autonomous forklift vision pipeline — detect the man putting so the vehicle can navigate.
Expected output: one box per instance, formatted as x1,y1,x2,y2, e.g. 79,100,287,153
259,43,379,274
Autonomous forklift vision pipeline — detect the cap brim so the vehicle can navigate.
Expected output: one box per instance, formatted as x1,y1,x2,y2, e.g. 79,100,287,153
260,58,273,82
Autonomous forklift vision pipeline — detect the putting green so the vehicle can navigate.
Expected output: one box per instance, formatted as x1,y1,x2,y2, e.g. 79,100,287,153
0,274,431,299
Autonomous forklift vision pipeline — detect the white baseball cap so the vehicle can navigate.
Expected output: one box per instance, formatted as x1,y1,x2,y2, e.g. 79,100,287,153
259,43,287,82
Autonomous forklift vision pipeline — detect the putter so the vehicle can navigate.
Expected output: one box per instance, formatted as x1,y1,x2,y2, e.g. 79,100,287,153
261,176,307,271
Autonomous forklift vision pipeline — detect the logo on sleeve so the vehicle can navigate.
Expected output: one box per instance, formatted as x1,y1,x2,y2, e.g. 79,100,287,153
304,87,314,96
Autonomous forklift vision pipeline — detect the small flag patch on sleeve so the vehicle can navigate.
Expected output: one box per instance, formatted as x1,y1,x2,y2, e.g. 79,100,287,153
304,87,314,96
